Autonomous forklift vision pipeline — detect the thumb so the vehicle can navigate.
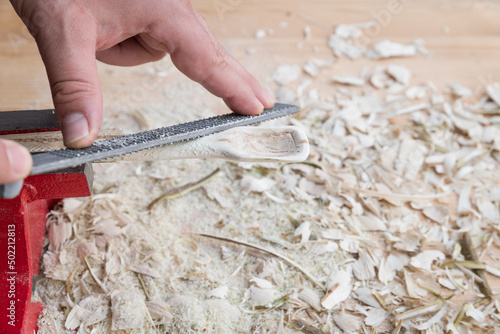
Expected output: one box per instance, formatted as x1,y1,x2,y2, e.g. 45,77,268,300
36,18,102,148
0,140,32,184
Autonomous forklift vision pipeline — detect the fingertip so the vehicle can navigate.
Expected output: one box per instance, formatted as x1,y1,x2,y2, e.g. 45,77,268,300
225,98,264,116
9,143,32,178
64,135,96,149
261,91,276,109
61,112,97,148
253,100,265,115
0,140,33,183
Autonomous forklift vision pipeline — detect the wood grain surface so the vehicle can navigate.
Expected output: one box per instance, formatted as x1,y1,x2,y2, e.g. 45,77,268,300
1,0,500,111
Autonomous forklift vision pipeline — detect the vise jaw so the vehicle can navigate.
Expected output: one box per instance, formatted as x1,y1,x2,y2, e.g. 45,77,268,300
0,109,93,334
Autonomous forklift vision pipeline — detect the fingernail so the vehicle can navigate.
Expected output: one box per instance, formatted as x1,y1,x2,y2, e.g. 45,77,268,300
262,91,276,109
5,141,32,177
254,100,265,114
62,113,89,146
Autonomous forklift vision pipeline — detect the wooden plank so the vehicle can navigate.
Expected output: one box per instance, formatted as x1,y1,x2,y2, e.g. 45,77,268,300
1,0,500,110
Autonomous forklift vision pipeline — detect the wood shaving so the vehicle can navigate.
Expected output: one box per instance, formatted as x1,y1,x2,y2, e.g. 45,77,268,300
272,64,302,85
423,205,450,224
486,83,500,106
367,40,418,59
254,29,266,39
332,74,365,86
321,269,352,309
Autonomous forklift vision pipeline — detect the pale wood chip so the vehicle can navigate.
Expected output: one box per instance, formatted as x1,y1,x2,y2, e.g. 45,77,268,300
486,83,500,105
131,264,161,278
206,286,229,300
273,64,301,85
352,251,376,280
146,300,173,321
298,288,322,312
378,253,408,284
410,250,446,271
321,269,352,309
423,205,450,224
332,74,365,86
333,311,362,332
367,40,417,59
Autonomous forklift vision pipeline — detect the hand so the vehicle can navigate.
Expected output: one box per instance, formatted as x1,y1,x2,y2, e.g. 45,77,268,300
0,139,32,184
9,0,275,150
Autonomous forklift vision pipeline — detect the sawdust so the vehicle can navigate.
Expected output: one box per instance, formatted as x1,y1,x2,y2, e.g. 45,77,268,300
32,19,500,334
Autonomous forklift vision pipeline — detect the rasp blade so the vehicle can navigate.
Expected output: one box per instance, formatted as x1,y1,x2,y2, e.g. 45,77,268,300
0,109,59,133
31,103,299,175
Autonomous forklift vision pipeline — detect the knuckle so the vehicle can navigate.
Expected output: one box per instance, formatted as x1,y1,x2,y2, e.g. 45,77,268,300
199,43,230,86
213,43,229,71
51,79,96,106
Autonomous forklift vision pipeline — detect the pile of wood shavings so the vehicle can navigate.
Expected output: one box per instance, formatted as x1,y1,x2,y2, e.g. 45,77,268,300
34,25,500,334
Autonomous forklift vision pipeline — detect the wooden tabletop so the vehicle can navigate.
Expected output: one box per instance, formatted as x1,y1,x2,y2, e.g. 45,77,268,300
1,0,500,112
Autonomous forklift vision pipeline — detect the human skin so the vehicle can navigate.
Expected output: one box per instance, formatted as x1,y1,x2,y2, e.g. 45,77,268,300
1,0,275,184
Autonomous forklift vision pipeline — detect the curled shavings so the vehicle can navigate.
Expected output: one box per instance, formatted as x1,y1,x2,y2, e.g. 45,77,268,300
465,304,486,323
460,232,492,297
416,280,443,299
455,263,484,284
292,320,324,334
254,294,290,310
447,303,469,334
414,304,448,330
191,232,325,290
343,186,451,201
137,273,150,301
394,298,445,321
485,265,500,277
445,266,466,291
65,295,109,330
391,321,403,334
66,266,79,296
83,257,108,294
147,168,221,209
372,292,388,311
442,260,486,270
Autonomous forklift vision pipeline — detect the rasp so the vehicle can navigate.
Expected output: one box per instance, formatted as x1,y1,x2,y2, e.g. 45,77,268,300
29,103,299,175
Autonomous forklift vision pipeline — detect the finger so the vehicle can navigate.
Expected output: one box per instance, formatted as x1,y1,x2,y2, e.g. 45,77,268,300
224,54,275,109
96,36,167,66
190,12,275,109
0,140,32,184
145,7,265,115
35,16,102,148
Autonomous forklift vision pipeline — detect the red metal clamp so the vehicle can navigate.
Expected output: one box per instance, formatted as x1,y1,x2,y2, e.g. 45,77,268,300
0,110,93,333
